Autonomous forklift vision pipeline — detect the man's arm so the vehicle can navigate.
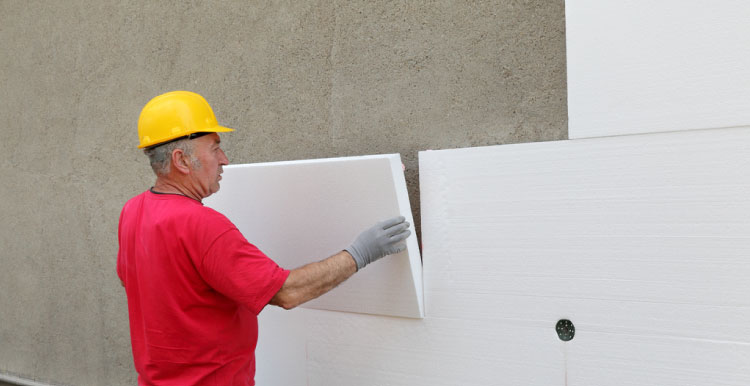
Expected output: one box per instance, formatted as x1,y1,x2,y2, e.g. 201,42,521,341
269,216,411,310
269,250,356,309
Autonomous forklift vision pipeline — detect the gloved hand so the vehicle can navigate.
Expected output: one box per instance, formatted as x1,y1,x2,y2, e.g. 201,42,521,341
346,216,412,271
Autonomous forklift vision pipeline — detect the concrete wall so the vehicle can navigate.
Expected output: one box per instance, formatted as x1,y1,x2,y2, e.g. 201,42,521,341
0,1,567,385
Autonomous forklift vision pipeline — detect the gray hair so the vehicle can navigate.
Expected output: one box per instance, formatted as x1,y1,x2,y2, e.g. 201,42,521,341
143,138,200,175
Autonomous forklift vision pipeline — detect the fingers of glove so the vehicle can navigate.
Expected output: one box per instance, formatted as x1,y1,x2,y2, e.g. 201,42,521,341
386,242,408,255
385,222,410,237
388,229,411,243
379,216,406,230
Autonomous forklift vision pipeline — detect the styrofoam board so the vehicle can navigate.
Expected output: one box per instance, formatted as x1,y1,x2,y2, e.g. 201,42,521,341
255,306,564,386
419,127,750,385
255,129,749,385
566,0,750,138
204,154,423,318
303,310,563,386
254,307,308,386
569,333,749,385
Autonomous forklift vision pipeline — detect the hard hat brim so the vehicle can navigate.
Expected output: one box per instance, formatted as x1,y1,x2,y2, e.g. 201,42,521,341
210,125,235,134
137,125,235,149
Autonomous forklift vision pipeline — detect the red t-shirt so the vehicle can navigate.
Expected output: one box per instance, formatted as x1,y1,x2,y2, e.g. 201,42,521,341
117,190,290,385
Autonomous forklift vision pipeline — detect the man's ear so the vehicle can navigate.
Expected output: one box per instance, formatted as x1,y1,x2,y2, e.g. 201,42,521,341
171,149,191,174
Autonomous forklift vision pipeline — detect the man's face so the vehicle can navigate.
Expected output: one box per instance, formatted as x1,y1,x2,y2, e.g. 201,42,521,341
189,133,229,199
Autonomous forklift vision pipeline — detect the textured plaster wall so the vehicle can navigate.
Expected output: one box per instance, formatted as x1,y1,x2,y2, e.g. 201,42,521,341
0,1,567,385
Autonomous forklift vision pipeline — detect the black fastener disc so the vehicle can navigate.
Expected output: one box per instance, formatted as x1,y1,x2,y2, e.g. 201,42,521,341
556,319,575,341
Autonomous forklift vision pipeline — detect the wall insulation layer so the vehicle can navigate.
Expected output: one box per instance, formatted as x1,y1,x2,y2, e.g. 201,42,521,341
566,0,750,138
204,154,423,319
253,127,750,385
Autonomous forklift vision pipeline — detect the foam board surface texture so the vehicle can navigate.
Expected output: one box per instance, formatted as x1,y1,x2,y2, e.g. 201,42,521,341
204,154,423,318
420,127,750,385
253,128,750,385
255,306,562,386
566,0,750,138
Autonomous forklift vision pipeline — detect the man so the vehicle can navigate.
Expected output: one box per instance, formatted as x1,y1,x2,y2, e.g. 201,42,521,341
117,90,411,385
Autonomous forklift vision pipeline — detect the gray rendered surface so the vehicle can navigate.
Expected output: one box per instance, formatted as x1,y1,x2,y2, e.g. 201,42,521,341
0,1,567,384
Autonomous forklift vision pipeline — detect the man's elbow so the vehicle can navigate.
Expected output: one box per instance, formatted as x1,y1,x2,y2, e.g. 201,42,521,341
269,290,301,310
275,298,298,310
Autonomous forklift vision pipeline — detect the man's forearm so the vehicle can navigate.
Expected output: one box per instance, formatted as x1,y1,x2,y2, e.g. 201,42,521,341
269,216,411,310
269,251,357,310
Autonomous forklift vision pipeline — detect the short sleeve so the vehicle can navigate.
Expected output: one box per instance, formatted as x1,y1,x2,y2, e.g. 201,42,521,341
116,209,126,284
116,248,124,283
199,228,290,315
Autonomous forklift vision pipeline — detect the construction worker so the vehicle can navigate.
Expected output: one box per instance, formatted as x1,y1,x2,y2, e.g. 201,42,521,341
117,90,411,385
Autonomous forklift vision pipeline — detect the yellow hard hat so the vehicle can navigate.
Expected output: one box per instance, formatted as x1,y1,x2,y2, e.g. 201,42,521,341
137,90,234,148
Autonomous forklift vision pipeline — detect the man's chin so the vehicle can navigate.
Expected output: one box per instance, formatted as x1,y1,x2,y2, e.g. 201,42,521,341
201,185,220,200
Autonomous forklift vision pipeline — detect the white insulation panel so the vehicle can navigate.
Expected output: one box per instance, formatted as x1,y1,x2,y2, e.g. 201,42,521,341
204,154,423,319
420,127,750,385
566,0,750,138
252,128,748,385
254,306,562,386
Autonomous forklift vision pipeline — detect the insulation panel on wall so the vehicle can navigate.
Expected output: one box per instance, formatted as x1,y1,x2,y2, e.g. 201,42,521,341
566,0,750,138
255,128,750,385
254,306,563,386
204,154,423,319
420,127,750,385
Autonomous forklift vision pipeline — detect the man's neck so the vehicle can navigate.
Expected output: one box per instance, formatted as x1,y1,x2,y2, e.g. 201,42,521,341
152,177,202,202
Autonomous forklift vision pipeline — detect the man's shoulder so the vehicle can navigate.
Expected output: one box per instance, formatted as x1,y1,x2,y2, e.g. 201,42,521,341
121,191,233,224
173,197,237,231
120,190,148,213
194,203,234,225
178,203,241,249
121,191,239,243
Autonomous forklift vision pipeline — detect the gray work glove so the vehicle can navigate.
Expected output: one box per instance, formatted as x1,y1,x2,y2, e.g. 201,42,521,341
346,216,412,271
